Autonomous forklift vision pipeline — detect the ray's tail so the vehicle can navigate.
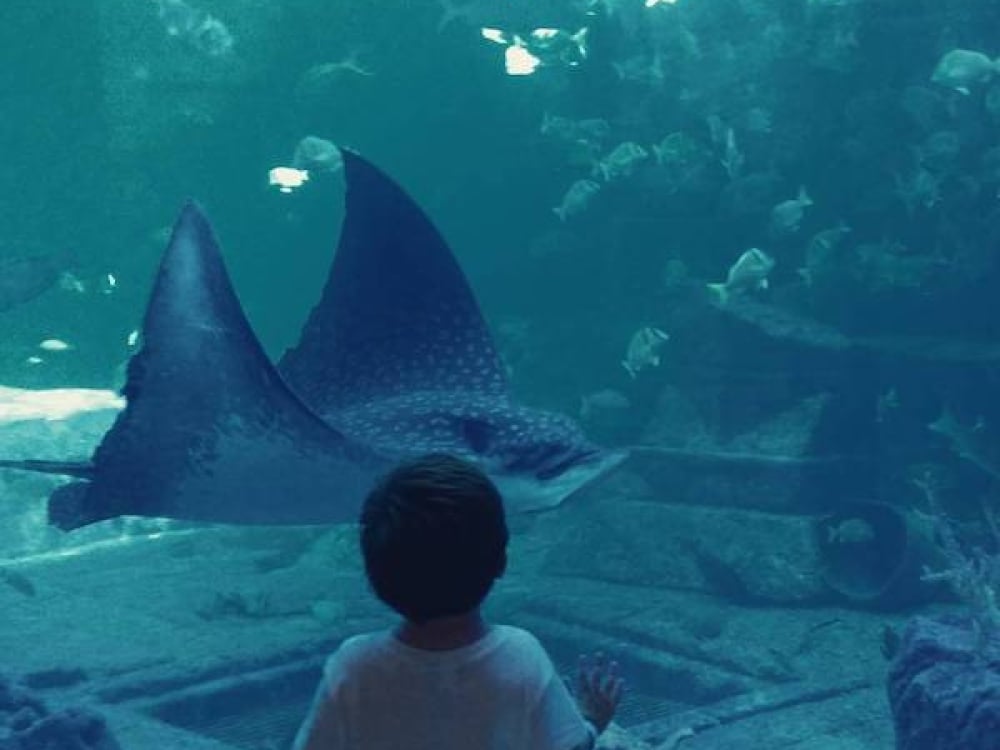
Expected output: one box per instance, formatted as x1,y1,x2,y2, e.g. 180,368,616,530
0,459,95,479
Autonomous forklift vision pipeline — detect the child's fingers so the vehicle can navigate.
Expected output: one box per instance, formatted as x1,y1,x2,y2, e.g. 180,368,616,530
610,677,625,705
577,654,597,697
592,651,607,673
578,651,624,702
603,660,620,688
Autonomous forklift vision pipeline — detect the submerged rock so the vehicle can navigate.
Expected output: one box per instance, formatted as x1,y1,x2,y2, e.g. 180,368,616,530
0,672,120,749
887,615,1000,750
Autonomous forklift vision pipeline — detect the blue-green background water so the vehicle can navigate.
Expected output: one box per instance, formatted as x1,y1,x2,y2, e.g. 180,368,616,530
3,0,1000,747
5,0,1000,405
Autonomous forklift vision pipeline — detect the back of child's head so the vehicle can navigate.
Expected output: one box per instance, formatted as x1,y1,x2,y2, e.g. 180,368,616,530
360,453,509,624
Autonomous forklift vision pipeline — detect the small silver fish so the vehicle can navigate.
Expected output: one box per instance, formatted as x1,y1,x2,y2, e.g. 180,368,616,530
769,186,813,235
38,339,72,352
553,179,600,221
805,222,851,266
622,326,669,379
593,141,649,182
291,136,343,173
294,56,375,102
540,114,610,145
720,127,744,180
931,49,999,95
300,55,374,85
497,27,589,75
524,27,589,67
708,248,775,303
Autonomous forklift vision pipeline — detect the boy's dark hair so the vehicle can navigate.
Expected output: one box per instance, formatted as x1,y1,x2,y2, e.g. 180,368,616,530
360,454,509,624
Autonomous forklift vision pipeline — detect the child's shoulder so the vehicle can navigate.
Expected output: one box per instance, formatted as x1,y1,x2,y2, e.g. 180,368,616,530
494,624,544,650
319,631,392,684
328,624,549,667
334,630,387,659
492,625,555,665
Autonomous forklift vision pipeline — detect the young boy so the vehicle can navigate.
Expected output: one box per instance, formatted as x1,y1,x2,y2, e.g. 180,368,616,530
293,453,624,750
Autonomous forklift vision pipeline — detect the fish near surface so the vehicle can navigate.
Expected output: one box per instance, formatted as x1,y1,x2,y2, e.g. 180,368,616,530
292,136,343,173
0,150,624,528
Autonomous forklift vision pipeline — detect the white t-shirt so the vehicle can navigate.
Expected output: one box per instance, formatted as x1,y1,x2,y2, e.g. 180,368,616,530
292,624,595,750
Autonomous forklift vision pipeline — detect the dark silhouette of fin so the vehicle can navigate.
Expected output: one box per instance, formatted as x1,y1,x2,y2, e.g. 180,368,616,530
277,149,624,512
2,151,623,528
279,148,508,414
53,202,383,530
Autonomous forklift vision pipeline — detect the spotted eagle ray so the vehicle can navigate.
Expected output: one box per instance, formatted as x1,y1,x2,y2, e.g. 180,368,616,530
0,149,625,529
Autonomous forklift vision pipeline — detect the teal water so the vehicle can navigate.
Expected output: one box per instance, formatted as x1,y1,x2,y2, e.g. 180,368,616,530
2,0,1000,748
